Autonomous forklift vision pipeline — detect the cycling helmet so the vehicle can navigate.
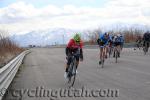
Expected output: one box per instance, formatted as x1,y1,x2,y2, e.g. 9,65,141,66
73,33,81,43
104,32,108,36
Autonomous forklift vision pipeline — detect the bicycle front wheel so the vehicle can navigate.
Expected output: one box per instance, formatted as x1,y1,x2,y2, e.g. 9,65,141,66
115,50,118,63
68,69,76,87
67,60,77,87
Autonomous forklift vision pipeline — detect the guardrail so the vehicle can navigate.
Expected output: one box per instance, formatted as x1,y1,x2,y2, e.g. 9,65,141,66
41,43,135,49
0,50,30,100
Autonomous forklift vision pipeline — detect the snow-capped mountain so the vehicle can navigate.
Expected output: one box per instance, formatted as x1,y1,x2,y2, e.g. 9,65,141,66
11,28,77,47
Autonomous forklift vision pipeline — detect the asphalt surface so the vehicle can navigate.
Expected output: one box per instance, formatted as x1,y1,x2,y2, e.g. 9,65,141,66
3,48,150,100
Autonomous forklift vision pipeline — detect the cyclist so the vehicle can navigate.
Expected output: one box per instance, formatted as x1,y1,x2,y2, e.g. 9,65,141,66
97,32,110,64
120,34,124,50
107,33,114,57
113,34,122,57
143,31,150,50
134,35,143,50
64,33,83,78
108,33,114,48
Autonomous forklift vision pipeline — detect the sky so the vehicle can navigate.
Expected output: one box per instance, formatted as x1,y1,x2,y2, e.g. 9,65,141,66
0,0,150,34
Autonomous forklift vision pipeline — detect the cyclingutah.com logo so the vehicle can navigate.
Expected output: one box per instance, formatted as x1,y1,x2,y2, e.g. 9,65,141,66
0,86,119,100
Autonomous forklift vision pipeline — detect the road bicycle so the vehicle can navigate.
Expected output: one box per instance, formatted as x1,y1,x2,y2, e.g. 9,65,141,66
67,52,79,87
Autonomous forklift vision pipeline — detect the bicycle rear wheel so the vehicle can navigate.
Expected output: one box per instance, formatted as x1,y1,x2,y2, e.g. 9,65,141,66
70,72,76,87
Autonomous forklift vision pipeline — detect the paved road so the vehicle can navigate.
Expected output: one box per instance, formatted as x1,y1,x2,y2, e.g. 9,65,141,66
3,48,150,100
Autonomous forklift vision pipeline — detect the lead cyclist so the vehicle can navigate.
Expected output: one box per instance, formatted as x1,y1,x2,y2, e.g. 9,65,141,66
64,33,83,79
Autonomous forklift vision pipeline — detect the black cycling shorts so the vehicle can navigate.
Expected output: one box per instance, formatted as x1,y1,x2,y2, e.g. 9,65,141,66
114,42,121,46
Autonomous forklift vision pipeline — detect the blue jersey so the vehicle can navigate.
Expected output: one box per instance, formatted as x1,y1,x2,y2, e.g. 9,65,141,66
114,36,124,43
99,34,110,45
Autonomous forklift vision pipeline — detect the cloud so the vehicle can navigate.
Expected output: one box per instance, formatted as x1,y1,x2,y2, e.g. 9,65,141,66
0,0,150,34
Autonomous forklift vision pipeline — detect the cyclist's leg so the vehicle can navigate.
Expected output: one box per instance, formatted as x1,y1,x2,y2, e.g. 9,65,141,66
65,56,72,72
117,45,121,57
113,42,117,57
118,45,121,57
99,41,104,63
143,40,147,54
138,42,141,50
109,43,112,55
99,47,104,64
75,55,80,69
104,46,108,58
148,42,150,50
108,45,111,56
137,42,139,48
64,56,72,78
102,47,105,61
144,40,148,51
146,41,149,52
121,42,123,51
138,40,141,50
143,40,146,47
100,47,103,60
110,42,114,54
115,42,121,57
119,42,122,56
147,41,149,47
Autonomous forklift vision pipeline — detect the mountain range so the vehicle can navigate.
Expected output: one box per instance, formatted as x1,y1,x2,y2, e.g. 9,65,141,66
11,28,77,47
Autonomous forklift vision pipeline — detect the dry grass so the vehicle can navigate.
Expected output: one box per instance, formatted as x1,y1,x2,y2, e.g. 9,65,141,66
0,30,24,67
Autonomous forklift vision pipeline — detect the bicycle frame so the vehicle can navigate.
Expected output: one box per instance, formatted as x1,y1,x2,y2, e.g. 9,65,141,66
67,53,78,87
